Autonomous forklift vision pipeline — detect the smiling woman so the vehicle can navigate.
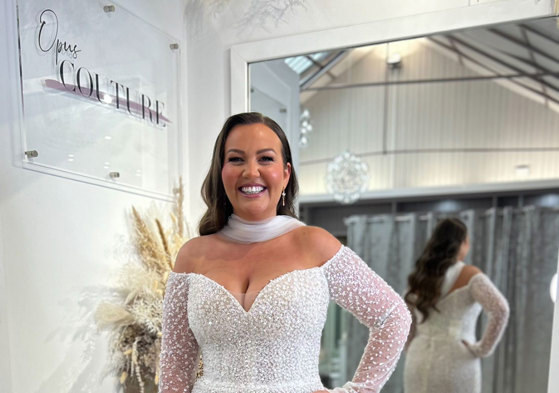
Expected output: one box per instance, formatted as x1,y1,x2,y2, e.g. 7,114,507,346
157,112,412,393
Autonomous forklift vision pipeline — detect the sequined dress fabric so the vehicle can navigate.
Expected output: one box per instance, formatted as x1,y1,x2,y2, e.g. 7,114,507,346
159,246,411,393
403,265,509,393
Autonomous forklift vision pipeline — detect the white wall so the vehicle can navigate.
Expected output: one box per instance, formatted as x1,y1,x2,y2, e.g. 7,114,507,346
0,1,187,392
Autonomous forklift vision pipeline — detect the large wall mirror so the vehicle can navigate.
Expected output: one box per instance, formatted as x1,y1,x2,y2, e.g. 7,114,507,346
237,9,559,393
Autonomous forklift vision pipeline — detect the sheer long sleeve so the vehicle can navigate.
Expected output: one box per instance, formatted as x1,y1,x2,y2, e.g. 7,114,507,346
464,273,509,358
323,247,412,393
159,273,200,393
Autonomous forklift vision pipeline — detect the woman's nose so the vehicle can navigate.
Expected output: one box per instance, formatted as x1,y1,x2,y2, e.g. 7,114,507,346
243,161,259,178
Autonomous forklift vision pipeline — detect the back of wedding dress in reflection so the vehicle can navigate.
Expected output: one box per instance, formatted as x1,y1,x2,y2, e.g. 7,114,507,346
404,262,509,393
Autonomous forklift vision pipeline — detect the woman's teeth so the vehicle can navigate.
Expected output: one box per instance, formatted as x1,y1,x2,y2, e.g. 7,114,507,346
241,186,264,194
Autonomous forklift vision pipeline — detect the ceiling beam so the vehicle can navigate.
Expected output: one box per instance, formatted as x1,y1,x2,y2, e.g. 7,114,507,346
301,50,348,90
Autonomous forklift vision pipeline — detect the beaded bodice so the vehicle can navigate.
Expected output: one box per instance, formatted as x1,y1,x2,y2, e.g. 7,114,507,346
159,246,411,393
189,267,329,393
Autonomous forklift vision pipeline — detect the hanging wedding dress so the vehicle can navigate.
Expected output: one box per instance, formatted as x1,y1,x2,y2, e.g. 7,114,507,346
403,261,509,393
159,215,412,393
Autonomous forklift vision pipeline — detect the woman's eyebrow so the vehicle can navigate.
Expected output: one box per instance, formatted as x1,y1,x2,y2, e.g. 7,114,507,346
226,148,245,155
225,148,276,154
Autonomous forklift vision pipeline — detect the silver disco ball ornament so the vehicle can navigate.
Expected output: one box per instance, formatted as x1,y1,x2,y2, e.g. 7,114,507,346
325,151,369,204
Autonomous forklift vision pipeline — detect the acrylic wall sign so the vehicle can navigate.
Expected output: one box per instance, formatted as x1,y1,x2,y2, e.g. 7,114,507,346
16,0,181,199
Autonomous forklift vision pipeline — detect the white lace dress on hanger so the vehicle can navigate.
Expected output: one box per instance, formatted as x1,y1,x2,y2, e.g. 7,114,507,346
403,262,510,393
159,246,411,393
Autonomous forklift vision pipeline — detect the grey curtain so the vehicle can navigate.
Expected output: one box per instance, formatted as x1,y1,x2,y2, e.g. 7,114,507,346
332,206,559,393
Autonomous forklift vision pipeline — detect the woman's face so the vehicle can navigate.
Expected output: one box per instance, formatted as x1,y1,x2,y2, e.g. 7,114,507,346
221,123,291,221
457,234,470,261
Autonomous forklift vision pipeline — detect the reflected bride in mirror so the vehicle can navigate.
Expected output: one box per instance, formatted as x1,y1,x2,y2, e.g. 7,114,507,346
403,218,509,393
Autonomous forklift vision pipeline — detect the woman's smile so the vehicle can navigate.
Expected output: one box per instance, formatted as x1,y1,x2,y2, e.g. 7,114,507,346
239,184,266,197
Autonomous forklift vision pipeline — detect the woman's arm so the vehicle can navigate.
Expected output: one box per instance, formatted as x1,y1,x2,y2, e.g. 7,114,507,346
159,273,199,393
323,247,412,393
463,273,509,358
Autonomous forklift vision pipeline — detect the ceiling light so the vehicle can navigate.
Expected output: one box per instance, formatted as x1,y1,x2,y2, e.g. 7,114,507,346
326,151,369,204
386,52,402,68
515,164,530,177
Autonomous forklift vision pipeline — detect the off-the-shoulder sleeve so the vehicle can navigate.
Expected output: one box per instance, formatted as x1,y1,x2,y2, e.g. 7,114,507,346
322,246,412,393
159,273,199,393
464,273,509,358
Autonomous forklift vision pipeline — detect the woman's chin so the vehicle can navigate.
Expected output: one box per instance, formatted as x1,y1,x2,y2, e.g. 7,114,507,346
234,206,276,221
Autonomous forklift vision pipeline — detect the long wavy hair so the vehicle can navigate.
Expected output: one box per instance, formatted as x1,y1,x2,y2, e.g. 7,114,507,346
198,112,299,236
404,218,468,322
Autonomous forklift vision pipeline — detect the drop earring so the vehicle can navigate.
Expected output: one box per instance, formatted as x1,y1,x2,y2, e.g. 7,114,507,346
281,189,286,207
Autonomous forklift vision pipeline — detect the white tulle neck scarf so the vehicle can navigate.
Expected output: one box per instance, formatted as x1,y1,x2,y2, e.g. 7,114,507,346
218,214,306,244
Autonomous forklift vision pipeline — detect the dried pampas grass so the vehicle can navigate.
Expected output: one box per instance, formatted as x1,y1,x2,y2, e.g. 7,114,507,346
95,178,189,393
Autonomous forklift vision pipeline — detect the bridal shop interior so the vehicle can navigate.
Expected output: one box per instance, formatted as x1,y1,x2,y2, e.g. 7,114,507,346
1,1,559,393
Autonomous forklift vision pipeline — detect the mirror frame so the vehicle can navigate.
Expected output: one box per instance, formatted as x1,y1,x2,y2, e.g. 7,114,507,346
230,2,559,392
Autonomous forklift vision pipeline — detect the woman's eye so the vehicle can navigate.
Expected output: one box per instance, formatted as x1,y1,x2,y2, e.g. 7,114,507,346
228,157,242,163
260,156,274,162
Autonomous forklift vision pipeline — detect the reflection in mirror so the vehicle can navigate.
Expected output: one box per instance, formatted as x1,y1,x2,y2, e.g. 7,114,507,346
250,16,559,393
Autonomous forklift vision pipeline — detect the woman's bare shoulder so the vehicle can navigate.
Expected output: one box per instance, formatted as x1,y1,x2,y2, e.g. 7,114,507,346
294,226,342,265
460,264,483,283
173,235,217,274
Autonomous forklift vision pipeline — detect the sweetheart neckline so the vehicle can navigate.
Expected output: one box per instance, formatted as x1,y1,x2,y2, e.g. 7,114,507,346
191,267,324,313
170,245,345,313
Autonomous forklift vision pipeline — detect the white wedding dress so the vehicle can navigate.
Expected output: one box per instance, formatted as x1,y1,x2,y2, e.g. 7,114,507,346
159,245,411,393
403,262,509,393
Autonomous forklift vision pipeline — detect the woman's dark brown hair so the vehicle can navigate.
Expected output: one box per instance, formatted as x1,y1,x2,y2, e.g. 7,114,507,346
198,112,299,235
404,218,468,322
